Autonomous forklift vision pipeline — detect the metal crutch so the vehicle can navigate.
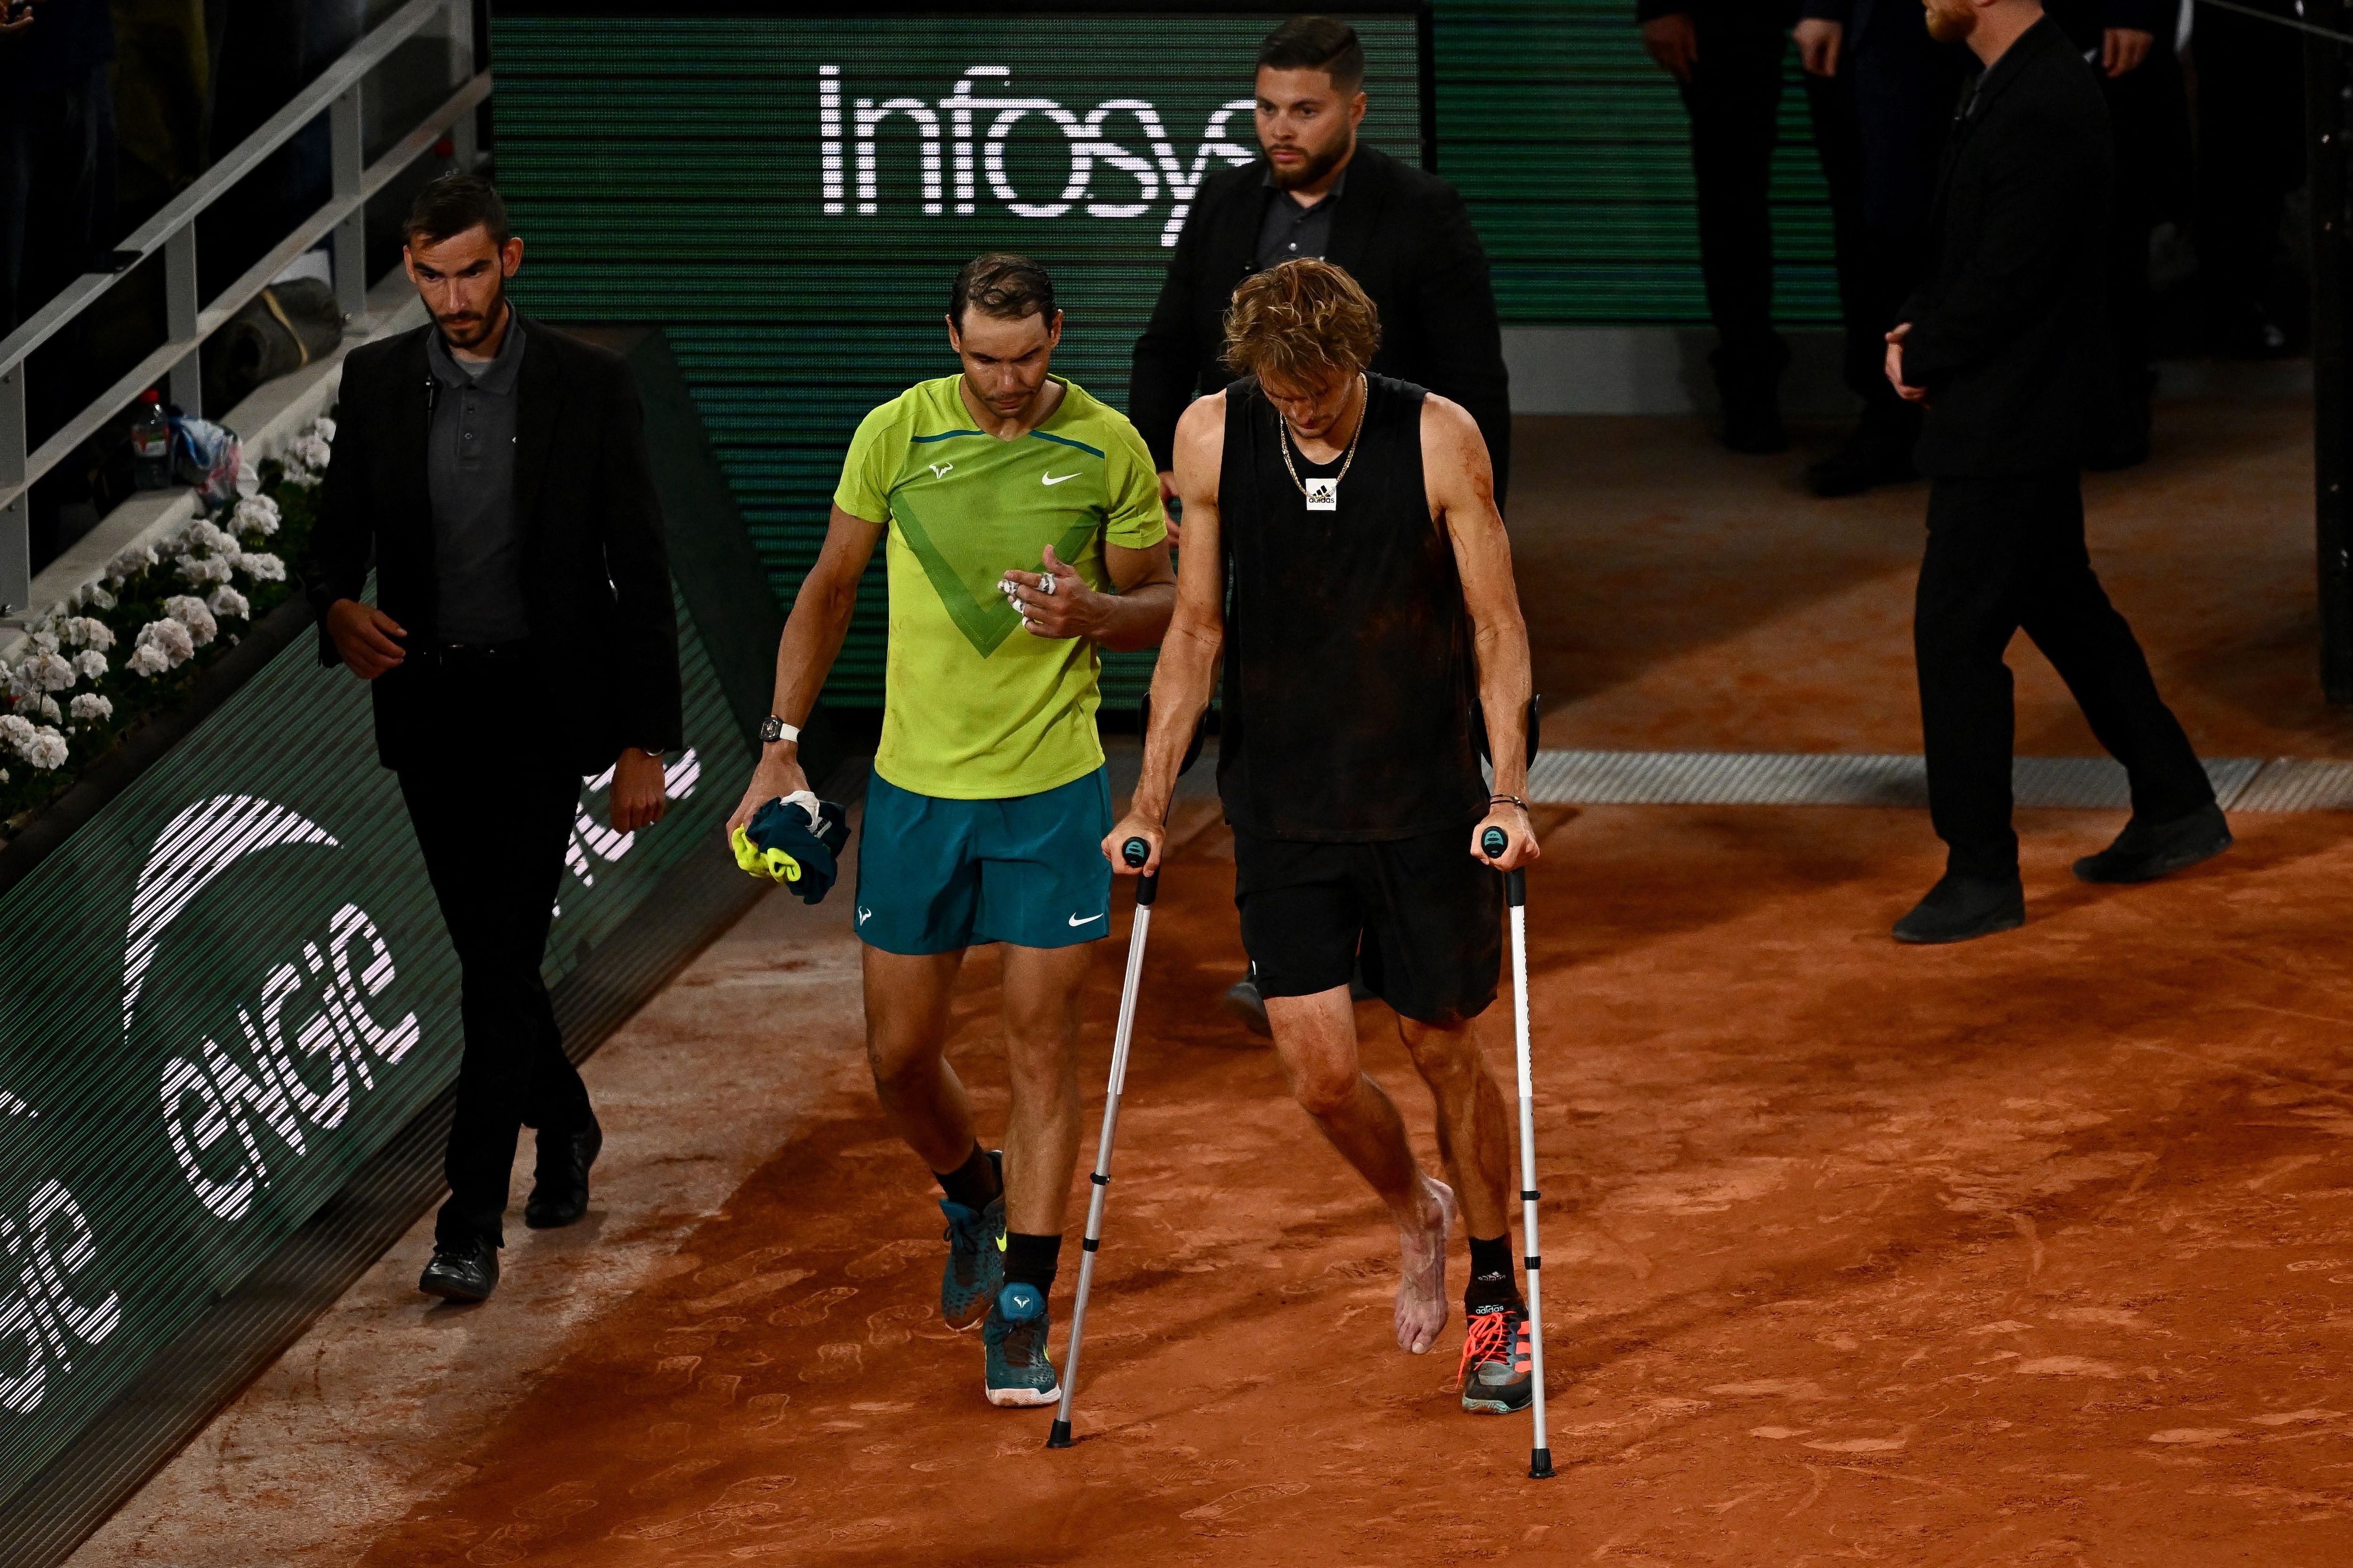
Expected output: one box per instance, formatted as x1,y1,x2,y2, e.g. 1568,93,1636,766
1483,821,1554,1480
1048,702,1203,1451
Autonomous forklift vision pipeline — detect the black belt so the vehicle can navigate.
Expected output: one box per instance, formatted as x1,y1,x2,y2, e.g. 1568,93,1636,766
408,639,533,670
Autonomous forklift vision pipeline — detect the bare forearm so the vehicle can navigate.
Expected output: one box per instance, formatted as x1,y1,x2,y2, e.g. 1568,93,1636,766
1091,581,1176,652
1473,618,1534,799
768,573,860,726
1129,620,1221,822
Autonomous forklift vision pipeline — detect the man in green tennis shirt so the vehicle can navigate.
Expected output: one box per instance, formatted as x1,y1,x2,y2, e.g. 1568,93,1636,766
729,254,1173,1408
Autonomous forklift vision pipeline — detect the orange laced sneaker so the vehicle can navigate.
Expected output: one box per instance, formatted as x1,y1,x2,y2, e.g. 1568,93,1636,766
1454,1303,1533,1415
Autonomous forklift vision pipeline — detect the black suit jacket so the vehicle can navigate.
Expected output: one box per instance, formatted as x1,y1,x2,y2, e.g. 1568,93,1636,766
1128,143,1513,501
301,313,683,774
1899,19,2113,478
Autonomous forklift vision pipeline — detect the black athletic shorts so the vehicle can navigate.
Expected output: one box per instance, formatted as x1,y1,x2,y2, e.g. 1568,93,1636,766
1231,824,1502,1025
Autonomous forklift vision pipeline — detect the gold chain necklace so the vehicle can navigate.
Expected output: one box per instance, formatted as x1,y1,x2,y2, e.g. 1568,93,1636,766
1277,375,1369,512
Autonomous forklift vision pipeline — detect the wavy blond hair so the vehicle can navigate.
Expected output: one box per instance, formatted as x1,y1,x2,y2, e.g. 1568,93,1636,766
1221,259,1382,386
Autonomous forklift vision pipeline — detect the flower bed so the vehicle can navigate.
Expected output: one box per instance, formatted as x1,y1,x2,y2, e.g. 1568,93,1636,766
0,417,335,832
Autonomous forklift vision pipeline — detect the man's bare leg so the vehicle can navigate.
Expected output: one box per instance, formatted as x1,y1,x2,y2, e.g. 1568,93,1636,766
995,943,1091,1236
1396,1016,1514,1245
863,947,975,1173
862,944,1089,1229
1265,985,1458,1354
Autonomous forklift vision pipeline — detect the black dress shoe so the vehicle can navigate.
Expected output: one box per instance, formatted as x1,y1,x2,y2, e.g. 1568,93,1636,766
1892,873,2026,945
419,1235,500,1302
525,1114,602,1229
2073,802,2232,884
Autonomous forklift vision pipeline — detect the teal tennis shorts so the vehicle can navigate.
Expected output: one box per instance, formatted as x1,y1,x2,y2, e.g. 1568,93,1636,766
854,767,1114,955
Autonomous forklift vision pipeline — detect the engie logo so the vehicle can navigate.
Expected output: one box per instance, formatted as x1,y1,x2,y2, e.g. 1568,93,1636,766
132,796,419,1223
816,64,1257,245
0,1090,118,1416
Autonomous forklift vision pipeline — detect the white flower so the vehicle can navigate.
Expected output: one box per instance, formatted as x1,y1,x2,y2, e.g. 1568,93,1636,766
0,715,32,751
205,585,249,621
182,520,236,555
24,653,74,692
69,694,112,725
237,551,287,583
230,495,281,537
63,617,114,652
73,650,107,681
162,596,218,647
126,642,172,677
27,631,56,656
176,553,234,586
135,616,196,670
30,696,58,723
281,433,331,480
84,584,116,611
107,544,158,584
308,416,336,444
20,726,66,770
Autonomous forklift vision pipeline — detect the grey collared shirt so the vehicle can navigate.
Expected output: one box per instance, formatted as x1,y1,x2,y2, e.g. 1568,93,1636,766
1254,165,1347,273
424,311,529,644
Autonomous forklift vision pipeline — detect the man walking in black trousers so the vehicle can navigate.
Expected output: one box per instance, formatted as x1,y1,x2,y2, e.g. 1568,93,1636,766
304,176,682,1299
1791,0,1964,495
1640,0,1801,454
1886,0,2226,945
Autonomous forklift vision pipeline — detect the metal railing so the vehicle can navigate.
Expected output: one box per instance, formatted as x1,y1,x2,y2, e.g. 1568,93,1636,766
0,0,489,617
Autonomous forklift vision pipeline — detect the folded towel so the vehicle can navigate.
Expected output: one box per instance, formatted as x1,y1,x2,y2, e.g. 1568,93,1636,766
731,790,852,904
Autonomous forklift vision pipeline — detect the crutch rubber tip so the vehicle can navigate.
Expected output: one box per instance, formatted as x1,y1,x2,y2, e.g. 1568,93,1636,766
1529,1448,1555,1480
1047,1419,1074,1449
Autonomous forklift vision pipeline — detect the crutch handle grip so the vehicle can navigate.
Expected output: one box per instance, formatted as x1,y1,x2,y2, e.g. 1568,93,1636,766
1481,826,1507,858
1505,868,1526,908
1122,837,1151,867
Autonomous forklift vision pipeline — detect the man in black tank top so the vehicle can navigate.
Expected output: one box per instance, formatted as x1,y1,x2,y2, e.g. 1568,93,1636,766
1108,261,1544,1417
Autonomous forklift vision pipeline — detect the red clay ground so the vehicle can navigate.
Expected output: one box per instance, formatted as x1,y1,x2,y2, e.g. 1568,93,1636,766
349,796,2353,1566
110,400,2353,1565
1516,383,2353,760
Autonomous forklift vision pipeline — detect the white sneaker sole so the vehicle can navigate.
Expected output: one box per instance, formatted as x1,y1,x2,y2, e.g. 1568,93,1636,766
985,1383,1060,1408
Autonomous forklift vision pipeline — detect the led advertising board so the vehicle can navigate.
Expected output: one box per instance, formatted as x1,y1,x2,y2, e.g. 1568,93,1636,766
0,587,751,1518
490,2,1431,708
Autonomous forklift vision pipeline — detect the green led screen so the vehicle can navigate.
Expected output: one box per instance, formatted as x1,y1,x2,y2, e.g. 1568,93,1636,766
0,589,750,1512
489,5,1429,711
1432,0,1839,325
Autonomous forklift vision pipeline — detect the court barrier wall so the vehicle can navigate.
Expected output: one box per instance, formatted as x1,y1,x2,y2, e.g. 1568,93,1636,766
0,330,817,1568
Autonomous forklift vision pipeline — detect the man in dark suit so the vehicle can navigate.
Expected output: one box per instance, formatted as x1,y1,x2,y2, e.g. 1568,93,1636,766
1638,0,1802,454
1131,14,1512,1038
1792,0,1965,495
1129,15,1511,517
1886,0,2225,945
303,176,682,1301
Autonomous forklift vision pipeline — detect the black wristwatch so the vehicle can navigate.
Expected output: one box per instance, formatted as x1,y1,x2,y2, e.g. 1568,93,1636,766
759,716,800,745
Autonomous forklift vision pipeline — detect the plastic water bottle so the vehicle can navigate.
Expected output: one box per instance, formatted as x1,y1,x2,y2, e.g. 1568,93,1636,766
129,390,173,489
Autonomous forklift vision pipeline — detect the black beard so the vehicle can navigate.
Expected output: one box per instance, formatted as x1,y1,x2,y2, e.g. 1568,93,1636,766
436,286,508,350
1268,139,1350,192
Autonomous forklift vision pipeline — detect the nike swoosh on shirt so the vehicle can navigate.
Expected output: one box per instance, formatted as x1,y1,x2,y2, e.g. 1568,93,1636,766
1041,472,1080,486
1068,912,1105,927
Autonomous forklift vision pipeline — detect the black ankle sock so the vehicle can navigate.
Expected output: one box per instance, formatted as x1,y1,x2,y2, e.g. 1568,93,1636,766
1002,1230,1063,1296
1466,1232,1519,1310
936,1144,1000,1211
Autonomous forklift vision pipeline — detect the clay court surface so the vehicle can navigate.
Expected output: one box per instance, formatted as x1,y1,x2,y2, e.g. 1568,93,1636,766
73,396,2353,1566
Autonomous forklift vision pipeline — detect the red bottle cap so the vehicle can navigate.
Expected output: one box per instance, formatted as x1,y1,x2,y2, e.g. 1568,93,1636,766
140,389,160,403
